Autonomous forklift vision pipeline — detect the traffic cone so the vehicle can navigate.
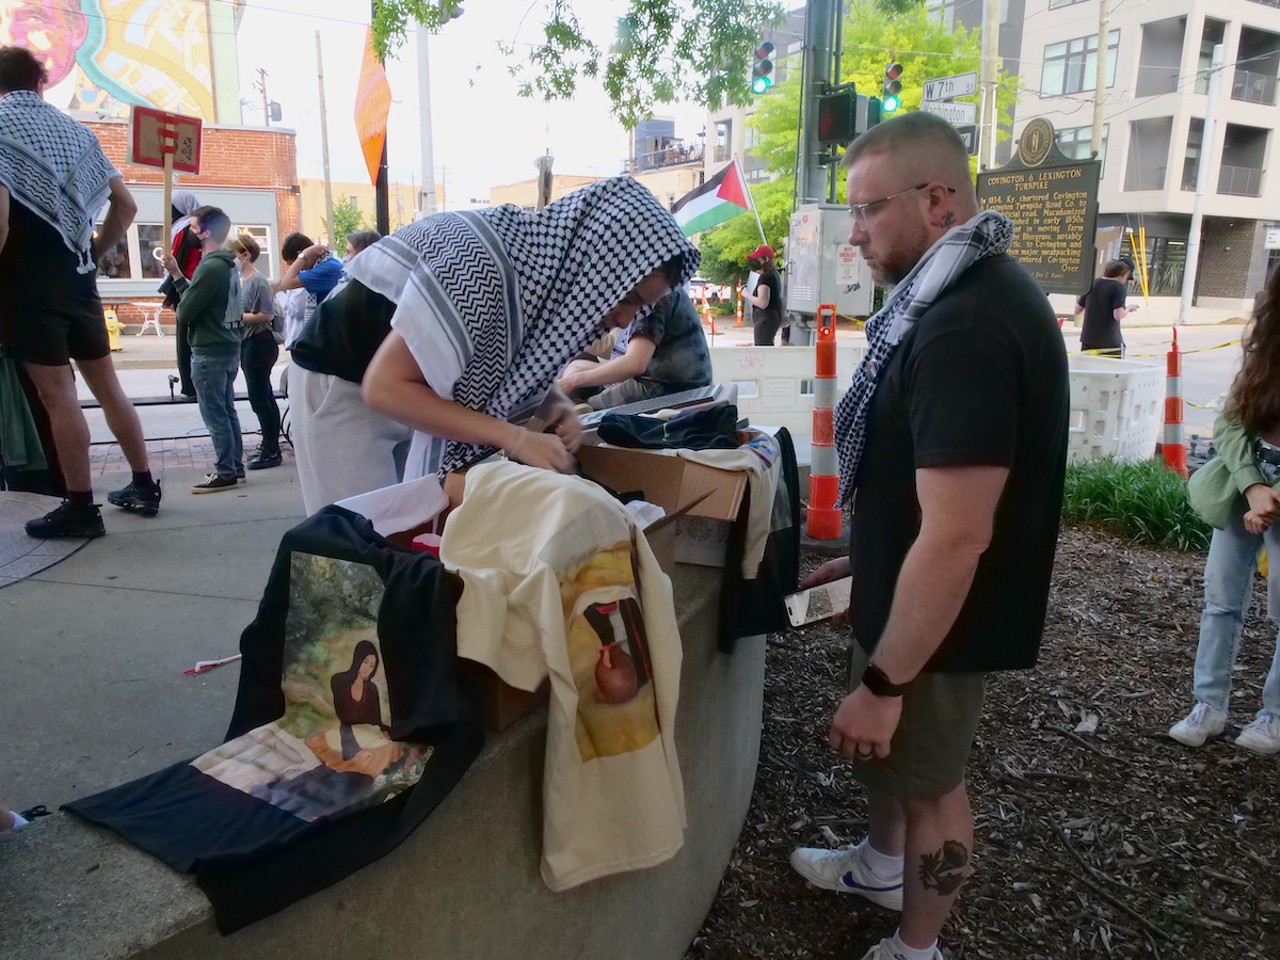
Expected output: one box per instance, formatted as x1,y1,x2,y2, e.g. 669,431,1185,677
807,304,842,540
736,285,744,327
1163,326,1188,478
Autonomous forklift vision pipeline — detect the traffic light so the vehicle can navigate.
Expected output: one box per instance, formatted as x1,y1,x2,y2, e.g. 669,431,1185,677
751,41,775,95
816,88,857,145
882,62,903,113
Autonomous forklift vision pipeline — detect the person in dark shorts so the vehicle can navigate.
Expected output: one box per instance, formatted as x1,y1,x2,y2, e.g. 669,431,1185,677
556,287,712,409
744,244,785,345
788,113,1069,960
1075,258,1138,357
0,46,160,537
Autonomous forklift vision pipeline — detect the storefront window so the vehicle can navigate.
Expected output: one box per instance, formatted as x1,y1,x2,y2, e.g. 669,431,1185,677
94,224,131,279
137,224,169,280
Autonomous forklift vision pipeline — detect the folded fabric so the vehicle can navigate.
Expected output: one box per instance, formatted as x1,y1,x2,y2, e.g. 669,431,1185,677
597,403,739,450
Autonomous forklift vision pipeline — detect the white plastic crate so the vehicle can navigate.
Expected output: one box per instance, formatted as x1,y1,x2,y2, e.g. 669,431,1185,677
1067,356,1164,462
709,344,863,441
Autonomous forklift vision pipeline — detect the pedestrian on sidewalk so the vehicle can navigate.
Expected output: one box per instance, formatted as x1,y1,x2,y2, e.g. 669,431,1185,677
161,189,202,397
1170,266,1280,755
0,46,161,537
1075,258,1139,358
789,113,1068,960
743,244,785,346
161,206,245,493
275,232,342,347
231,234,282,470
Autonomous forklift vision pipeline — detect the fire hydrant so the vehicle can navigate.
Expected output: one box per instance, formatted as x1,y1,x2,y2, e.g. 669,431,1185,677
103,308,122,352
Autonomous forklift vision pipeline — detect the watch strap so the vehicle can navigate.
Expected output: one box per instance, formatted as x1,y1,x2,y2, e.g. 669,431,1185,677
861,662,907,697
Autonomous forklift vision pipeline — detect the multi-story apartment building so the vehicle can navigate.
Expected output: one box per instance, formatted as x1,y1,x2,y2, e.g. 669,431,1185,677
1017,0,1280,308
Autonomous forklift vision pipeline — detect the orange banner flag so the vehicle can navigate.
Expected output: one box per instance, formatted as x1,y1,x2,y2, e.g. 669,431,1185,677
354,27,391,187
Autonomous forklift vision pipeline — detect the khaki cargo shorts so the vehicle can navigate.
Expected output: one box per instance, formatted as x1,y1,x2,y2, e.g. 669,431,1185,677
844,643,986,800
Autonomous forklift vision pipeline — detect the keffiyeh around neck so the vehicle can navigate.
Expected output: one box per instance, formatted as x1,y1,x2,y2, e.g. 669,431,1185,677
346,176,700,477
0,91,119,274
833,210,1014,504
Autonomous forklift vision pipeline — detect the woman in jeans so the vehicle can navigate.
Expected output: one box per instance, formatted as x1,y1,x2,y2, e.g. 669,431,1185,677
231,235,282,469
1171,268,1280,754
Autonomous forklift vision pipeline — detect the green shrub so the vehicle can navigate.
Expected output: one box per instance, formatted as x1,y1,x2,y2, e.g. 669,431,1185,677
1061,457,1211,551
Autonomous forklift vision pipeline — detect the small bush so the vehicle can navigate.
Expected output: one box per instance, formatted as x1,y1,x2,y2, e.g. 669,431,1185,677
1061,457,1212,551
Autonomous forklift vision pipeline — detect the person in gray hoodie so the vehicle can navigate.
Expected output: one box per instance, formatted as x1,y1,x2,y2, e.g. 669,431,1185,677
161,206,244,492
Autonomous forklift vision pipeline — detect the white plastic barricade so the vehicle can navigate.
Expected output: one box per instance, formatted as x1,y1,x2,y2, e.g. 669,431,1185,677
709,345,862,442
1067,355,1163,462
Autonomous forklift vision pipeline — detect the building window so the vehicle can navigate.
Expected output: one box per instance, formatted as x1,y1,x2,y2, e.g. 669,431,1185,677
234,224,276,278
1057,123,1109,174
1181,118,1204,191
1042,30,1120,97
714,120,732,164
136,224,169,281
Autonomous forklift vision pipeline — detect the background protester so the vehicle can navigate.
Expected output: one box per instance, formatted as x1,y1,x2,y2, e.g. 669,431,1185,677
1171,267,1280,754
231,234,282,471
276,232,342,346
557,287,712,409
163,189,202,396
360,176,699,481
1075,258,1139,357
0,45,160,537
744,244,785,346
161,207,244,493
345,229,381,260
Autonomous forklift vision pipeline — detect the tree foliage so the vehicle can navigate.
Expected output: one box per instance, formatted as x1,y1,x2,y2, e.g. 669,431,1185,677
694,0,1019,285
372,0,788,128
324,197,371,242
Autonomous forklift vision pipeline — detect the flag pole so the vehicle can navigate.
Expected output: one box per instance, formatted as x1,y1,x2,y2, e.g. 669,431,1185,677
735,156,768,244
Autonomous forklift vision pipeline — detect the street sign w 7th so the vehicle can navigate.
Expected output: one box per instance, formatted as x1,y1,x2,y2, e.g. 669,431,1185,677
922,71,978,102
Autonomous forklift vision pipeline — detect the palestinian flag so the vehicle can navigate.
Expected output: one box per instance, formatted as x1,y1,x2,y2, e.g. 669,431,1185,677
671,159,753,236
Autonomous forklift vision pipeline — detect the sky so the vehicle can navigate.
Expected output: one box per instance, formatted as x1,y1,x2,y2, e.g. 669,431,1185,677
234,0,711,209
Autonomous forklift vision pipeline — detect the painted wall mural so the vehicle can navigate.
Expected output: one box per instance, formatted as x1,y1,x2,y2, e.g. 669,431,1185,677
0,1,242,122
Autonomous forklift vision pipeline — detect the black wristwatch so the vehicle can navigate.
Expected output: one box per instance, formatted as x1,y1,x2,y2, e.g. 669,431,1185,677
861,663,907,698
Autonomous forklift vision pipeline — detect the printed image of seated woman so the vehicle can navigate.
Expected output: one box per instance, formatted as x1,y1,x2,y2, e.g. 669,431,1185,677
306,639,402,778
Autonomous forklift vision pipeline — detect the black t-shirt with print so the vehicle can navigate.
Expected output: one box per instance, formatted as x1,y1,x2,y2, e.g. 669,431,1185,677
849,253,1068,673
754,269,783,329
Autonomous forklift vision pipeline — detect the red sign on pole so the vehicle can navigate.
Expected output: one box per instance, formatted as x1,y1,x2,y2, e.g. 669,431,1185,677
127,106,203,174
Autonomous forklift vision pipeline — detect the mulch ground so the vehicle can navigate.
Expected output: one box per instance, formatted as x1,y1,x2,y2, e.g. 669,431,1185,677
687,525,1279,959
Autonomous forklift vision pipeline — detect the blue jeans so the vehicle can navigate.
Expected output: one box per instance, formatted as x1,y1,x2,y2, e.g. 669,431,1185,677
1192,505,1280,716
191,351,244,478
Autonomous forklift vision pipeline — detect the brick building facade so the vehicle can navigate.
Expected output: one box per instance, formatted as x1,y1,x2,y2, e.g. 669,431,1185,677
80,117,300,326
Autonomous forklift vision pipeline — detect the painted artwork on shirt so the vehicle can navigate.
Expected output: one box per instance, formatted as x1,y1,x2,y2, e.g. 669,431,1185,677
191,554,432,822
543,504,661,761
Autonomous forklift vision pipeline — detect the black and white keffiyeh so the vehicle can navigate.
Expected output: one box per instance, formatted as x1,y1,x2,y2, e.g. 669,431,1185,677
345,176,700,477
833,210,1014,504
0,91,119,274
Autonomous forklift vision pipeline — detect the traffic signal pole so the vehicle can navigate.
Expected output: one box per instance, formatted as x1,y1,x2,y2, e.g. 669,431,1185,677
797,0,837,206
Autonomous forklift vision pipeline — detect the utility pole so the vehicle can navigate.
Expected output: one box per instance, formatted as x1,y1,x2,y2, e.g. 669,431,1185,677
1091,0,1109,156
1180,43,1223,326
256,67,270,127
980,0,1000,169
371,1,390,234
316,31,335,245
416,21,438,218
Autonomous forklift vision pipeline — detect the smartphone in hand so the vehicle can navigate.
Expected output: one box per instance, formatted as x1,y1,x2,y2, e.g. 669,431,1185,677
785,576,853,628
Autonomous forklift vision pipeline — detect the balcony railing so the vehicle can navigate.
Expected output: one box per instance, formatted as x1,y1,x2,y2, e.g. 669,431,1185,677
713,145,731,163
1231,68,1278,105
1194,70,1211,95
1247,0,1280,8
624,142,705,174
1218,164,1264,196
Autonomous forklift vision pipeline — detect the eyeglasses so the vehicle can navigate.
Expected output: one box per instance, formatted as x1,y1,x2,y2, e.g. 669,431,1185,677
848,183,957,231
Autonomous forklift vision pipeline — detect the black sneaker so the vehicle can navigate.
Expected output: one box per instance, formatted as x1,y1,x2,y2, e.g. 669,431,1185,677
192,474,238,494
106,479,162,517
247,450,283,470
24,502,105,539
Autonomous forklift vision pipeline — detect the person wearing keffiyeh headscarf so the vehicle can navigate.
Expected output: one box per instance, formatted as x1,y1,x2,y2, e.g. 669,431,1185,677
359,176,698,481
784,113,1068,960
0,46,161,538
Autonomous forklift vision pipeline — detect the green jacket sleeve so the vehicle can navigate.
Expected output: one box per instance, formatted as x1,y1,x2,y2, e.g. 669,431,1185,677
1211,414,1266,494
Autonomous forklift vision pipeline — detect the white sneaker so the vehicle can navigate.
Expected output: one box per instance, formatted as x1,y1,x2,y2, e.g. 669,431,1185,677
789,842,903,910
859,937,943,960
1234,712,1280,755
1168,702,1227,747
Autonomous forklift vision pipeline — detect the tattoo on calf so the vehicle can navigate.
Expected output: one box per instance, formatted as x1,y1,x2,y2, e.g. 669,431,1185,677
918,840,969,895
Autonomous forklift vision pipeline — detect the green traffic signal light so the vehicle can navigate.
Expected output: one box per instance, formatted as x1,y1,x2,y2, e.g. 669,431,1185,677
751,75,773,94
882,93,901,113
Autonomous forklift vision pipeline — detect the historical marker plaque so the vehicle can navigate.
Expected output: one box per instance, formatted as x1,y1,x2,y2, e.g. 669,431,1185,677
976,118,1100,294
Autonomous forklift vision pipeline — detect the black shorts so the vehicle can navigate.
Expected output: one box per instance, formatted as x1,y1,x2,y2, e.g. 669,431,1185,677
0,269,109,366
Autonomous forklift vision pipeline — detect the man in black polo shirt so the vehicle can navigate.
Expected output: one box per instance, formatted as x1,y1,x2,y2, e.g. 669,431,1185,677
788,113,1068,960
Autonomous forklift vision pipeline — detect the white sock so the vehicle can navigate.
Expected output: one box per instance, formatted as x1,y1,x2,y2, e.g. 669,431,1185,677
7,812,27,830
886,929,939,960
857,838,904,879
